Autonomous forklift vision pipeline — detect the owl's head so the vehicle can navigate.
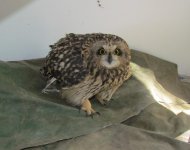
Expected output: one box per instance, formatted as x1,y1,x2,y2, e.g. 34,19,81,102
88,34,130,69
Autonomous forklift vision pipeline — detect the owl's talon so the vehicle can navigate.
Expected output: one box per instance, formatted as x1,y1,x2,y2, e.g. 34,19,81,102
81,99,99,117
85,111,100,118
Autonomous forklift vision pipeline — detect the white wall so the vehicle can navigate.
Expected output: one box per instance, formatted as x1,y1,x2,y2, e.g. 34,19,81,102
0,0,189,75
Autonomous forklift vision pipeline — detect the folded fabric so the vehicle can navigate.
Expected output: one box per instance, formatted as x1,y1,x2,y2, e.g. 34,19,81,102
0,50,189,150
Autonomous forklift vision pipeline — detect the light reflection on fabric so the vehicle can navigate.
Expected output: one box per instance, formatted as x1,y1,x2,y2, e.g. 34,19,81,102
130,62,190,116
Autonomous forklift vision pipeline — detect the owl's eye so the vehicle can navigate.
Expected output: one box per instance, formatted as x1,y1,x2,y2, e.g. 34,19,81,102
114,48,122,56
97,47,106,55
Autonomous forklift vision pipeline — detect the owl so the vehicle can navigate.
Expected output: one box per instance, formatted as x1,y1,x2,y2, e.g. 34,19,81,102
40,33,131,117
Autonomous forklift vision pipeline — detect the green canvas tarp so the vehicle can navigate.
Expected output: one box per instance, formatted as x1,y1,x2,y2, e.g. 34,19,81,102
0,50,189,150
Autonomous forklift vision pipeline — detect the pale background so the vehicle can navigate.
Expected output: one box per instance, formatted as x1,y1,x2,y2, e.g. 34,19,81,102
0,0,189,75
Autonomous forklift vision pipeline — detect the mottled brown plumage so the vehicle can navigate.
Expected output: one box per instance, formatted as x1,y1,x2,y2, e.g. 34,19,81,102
40,33,131,116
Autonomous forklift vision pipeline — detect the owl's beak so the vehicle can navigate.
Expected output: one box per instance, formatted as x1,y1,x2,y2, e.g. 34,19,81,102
107,53,112,64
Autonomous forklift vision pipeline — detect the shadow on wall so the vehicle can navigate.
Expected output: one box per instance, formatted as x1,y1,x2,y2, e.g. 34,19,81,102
0,0,35,22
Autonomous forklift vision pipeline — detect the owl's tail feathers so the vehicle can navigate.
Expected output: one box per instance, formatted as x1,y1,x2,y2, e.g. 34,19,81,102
130,62,190,116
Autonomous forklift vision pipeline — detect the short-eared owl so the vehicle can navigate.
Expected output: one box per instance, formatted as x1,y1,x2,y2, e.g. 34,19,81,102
40,33,131,117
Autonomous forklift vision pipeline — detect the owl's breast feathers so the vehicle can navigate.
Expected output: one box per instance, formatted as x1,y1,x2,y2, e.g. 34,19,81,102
40,33,131,89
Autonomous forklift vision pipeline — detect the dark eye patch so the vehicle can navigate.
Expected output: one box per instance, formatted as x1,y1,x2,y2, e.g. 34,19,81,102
97,47,106,55
114,48,122,56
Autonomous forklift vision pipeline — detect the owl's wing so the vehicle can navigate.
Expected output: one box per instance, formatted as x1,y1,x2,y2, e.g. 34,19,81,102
40,34,89,88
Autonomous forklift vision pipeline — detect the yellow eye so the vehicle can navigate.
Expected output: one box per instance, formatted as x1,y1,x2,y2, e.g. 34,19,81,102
97,47,106,55
114,48,122,56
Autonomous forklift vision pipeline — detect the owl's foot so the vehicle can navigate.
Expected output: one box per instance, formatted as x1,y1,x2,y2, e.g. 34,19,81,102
81,99,100,118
